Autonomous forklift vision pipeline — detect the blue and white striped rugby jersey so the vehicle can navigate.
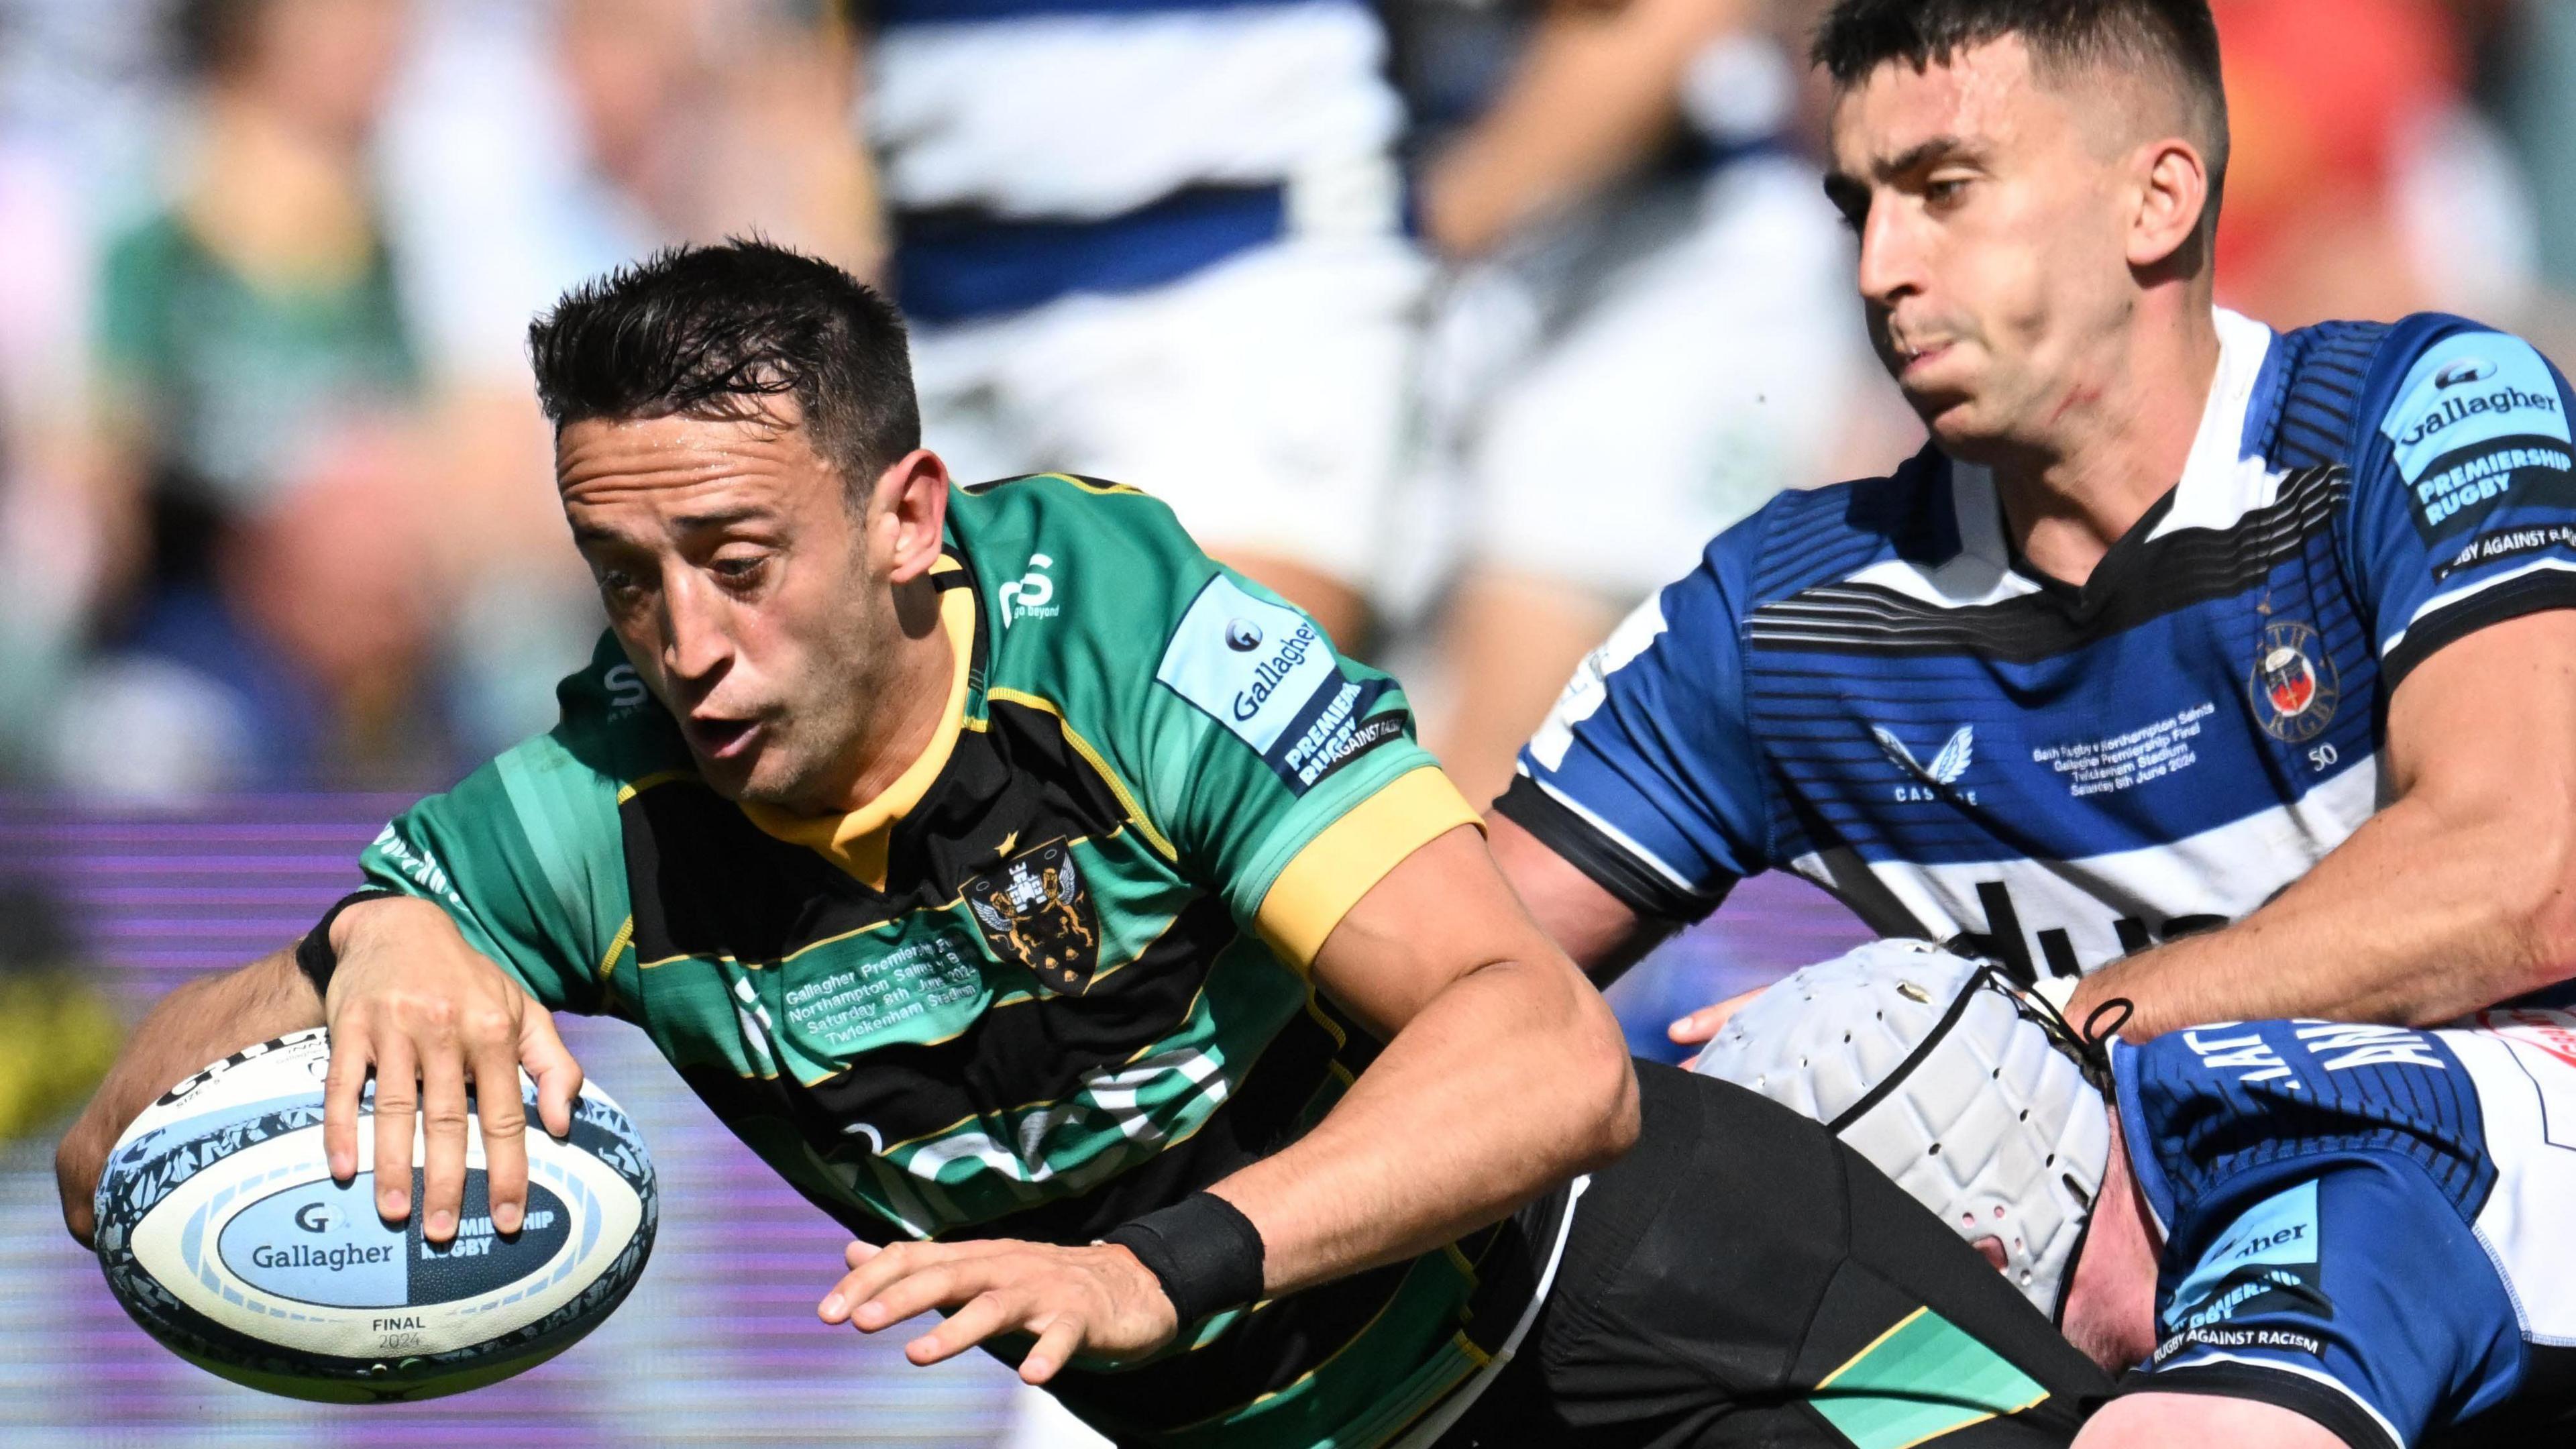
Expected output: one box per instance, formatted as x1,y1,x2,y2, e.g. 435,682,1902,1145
2112,1009,2576,1446
864,0,1407,323
1500,308,2576,979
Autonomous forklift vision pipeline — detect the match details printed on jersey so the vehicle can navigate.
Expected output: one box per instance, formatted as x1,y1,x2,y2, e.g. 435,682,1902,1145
2382,332,2576,541
1157,574,1400,792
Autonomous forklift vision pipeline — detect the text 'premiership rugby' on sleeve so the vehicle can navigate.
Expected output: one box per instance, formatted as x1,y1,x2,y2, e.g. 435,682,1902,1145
2335,316,2576,688
1497,309,2576,981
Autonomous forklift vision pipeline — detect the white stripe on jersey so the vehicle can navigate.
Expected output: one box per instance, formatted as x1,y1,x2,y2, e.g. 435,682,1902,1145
2150,309,2291,538
868,1,1403,221
2447,1023,2576,1346
1783,761,2381,972
1762,310,2288,627
2384,555,2576,660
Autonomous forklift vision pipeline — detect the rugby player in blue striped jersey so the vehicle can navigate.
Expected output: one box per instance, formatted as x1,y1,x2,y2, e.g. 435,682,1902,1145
1493,0,2576,1051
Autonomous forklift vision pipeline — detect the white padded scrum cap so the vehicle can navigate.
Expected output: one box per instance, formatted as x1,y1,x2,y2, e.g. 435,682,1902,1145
1693,939,2111,1320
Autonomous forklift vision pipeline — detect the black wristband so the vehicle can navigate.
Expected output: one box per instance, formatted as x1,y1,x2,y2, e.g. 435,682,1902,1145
1100,1191,1267,1327
297,889,399,1004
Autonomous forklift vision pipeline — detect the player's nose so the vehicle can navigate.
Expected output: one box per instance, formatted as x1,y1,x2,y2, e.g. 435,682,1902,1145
658,572,736,687
1854,203,1925,308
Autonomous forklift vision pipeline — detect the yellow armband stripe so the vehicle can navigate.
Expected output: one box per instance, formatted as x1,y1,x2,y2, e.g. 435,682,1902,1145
1254,767,1483,968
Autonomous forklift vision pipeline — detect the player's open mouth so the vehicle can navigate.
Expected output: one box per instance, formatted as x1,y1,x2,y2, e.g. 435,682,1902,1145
687,716,762,761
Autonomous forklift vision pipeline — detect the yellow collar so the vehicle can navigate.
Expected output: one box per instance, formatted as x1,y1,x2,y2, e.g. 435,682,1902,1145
738,567,975,890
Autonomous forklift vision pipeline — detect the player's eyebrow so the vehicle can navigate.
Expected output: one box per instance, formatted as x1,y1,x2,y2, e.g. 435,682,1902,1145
1878,134,1985,178
668,504,777,534
1827,133,1988,198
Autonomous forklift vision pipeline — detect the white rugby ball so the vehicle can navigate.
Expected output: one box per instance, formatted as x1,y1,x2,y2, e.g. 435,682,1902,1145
92,1027,655,1402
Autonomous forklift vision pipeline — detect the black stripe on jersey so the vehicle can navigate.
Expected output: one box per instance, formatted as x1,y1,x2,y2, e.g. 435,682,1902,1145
795,894,1238,1148
672,959,1382,1248
2436,1343,2576,1446
1493,774,1732,925
1745,466,2348,661
2380,565,2576,692
619,708,1139,966
2265,321,2389,474
2113,1364,2396,1449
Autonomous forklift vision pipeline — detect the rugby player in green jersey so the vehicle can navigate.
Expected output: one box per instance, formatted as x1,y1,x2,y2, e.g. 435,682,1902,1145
60,243,2105,1446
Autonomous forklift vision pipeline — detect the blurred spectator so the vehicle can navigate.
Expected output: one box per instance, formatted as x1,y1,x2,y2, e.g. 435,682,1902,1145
855,0,1420,651
0,882,120,1143
1,0,879,796
2487,0,2576,346
60,0,455,796
1406,0,1906,808
380,0,874,752
0,136,96,777
2210,0,2539,329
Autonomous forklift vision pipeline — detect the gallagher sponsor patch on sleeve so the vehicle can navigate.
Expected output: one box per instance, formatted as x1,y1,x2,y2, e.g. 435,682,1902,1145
1157,576,1401,792
2381,332,2576,541
2154,1180,2330,1364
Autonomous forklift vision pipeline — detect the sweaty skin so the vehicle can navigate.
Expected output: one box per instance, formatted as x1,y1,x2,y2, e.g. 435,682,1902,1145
557,411,957,816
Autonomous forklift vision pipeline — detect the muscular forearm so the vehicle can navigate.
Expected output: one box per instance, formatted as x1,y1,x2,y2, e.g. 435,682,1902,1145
1207,955,1638,1296
2071,788,2575,1038
56,947,322,1243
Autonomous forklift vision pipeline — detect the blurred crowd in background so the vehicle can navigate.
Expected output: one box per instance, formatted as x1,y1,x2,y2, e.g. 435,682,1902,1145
0,0,2572,814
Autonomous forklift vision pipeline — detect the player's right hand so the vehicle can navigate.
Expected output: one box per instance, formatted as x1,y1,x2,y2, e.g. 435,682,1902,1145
319,896,584,1245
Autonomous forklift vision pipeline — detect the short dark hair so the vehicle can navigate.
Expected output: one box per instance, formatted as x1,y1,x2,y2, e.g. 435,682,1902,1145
1813,0,2229,208
528,240,920,498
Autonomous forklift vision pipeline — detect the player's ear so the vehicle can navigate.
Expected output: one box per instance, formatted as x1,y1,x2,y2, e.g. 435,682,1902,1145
2127,136,2211,275
865,449,952,584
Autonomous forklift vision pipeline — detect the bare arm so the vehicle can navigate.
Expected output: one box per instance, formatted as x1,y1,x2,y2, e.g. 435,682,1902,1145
54,896,586,1249
820,823,1642,1381
1487,810,1680,984
55,947,321,1245
2074,1394,2344,1449
1205,823,1641,1290
1420,0,1755,259
2070,610,2576,1038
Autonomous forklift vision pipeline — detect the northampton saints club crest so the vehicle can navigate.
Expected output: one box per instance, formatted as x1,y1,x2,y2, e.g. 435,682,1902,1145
965,840,1102,995
2249,619,2341,743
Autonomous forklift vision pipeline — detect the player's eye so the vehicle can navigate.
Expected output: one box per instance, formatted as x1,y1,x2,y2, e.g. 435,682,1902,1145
593,564,652,608
710,555,769,589
1925,176,1972,210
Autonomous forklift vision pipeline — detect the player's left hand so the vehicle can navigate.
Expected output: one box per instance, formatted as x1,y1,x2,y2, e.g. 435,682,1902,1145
1668,985,1766,1067
817,1236,1181,1385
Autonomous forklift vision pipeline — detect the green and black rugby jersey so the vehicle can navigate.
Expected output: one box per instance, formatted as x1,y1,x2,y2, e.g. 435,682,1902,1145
356,473,1550,1448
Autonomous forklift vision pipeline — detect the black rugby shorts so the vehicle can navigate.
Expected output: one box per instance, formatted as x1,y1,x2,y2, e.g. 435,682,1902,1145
1437,1062,2109,1448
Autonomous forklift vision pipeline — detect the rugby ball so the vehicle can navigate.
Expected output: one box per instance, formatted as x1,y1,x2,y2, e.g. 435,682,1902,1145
91,1027,655,1402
